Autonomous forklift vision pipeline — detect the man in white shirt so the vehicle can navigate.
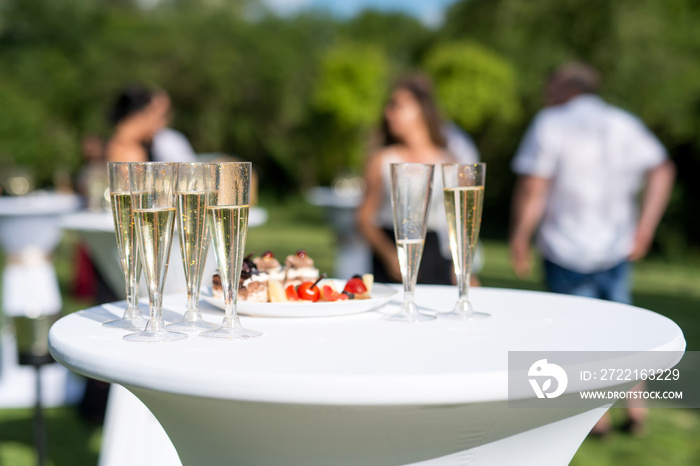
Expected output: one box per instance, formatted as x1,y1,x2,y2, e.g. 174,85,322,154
509,62,675,434
151,92,197,163
510,62,674,300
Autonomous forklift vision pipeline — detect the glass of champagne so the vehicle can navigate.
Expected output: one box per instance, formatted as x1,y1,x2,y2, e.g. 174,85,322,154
200,162,261,339
104,162,146,330
124,162,186,342
440,163,489,319
387,163,436,322
167,163,216,333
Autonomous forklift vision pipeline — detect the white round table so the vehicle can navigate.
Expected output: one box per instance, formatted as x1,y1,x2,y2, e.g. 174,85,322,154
61,207,268,298
0,193,84,408
49,287,685,465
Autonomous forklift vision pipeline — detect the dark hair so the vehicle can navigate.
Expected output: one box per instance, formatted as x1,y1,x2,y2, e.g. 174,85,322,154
550,62,601,94
108,85,153,126
380,74,446,148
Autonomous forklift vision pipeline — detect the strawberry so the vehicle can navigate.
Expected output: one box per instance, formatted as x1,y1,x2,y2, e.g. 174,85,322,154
343,275,368,295
285,284,300,301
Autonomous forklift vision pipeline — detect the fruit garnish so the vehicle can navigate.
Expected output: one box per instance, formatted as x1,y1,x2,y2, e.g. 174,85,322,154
322,285,348,301
268,280,286,302
362,274,374,294
297,274,326,302
285,284,300,301
241,254,258,279
261,250,274,259
296,249,307,259
343,275,368,295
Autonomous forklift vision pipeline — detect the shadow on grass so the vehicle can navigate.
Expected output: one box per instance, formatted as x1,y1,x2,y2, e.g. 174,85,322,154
0,407,100,466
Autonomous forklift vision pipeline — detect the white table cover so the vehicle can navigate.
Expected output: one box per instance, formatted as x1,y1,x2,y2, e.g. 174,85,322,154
49,287,685,465
0,193,84,408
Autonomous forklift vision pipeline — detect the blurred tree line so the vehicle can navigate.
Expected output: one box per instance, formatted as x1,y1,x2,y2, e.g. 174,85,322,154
0,0,698,255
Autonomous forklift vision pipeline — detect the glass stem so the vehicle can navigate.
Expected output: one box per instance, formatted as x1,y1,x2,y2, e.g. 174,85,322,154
125,275,139,316
403,289,417,315
185,284,197,321
149,287,162,324
223,282,239,324
458,270,470,305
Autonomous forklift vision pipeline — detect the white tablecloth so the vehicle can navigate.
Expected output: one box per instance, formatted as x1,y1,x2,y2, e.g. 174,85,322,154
49,287,685,465
0,193,84,408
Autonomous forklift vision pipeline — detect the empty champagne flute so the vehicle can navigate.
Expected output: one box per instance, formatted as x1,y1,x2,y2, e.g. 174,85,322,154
167,163,216,332
387,163,436,322
104,162,146,330
200,162,261,339
124,162,186,342
440,163,488,319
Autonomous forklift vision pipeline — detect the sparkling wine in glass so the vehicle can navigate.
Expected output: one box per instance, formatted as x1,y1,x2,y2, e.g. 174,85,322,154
167,163,216,333
387,163,435,322
104,162,146,330
124,162,186,342
440,163,489,319
200,162,261,339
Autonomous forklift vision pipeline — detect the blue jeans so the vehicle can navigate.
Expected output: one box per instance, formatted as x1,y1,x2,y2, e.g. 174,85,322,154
543,260,632,305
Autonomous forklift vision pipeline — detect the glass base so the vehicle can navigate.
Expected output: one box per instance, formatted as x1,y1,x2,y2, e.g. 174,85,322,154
123,319,187,342
103,309,147,331
200,316,262,340
438,300,491,320
385,301,435,322
167,311,216,332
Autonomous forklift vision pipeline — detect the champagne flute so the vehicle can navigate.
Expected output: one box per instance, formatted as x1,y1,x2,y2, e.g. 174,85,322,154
200,162,261,339
387,163,436,322
104,162,146,330
124,162,186,342
440,163,489,319
167,163,216,332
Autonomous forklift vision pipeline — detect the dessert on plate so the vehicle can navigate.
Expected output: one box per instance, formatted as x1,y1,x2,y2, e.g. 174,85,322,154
212,254,269,303
253,251,286,284
283,249,319,287
212,249,373,304
238,255,269,302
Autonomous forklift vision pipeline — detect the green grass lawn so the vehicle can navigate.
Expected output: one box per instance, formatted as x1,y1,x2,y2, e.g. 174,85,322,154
1,195,699,465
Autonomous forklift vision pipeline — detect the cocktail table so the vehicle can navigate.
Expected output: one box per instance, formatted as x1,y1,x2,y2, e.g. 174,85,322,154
49,287,685,465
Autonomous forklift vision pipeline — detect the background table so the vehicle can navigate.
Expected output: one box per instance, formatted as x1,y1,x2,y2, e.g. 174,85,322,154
49,287,685,465
62,207,268,299
305,186,371,279
0,193,84,408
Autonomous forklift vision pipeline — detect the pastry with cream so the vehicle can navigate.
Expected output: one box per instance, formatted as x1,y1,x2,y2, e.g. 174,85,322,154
284,249,319,287
253,250,286,284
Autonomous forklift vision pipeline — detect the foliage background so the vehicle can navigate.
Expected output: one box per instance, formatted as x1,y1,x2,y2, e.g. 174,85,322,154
1,0,699,255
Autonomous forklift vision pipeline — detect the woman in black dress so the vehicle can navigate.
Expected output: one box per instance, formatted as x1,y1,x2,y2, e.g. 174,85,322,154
357,75,456,285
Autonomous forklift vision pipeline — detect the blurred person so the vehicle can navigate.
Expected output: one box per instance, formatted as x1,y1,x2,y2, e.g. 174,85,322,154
151,91,198,162
509,62,676,435
105,85,167,162
357,75,479,285
444,121,479,164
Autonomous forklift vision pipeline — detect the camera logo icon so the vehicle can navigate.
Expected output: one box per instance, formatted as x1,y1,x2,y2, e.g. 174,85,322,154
528,359,568,399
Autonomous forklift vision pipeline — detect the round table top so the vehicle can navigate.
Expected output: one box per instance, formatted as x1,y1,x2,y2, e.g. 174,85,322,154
62,206,269,232
305,186,362,209
0,193,81,217
49,287,685,406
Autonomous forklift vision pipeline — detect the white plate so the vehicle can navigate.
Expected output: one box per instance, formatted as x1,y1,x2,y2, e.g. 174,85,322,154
201,279,398,318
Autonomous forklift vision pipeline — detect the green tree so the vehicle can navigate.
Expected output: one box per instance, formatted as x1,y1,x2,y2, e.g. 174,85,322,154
424,41,519,133
311,43,389,180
